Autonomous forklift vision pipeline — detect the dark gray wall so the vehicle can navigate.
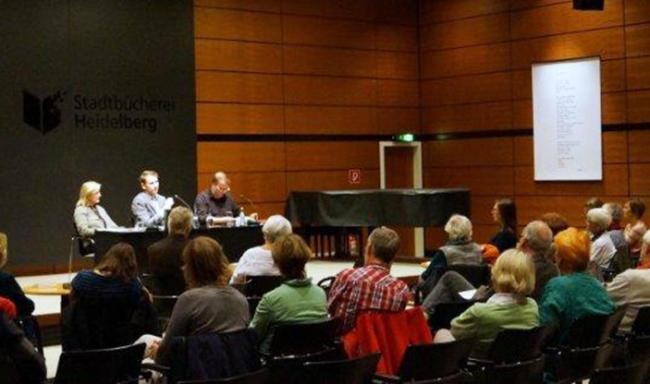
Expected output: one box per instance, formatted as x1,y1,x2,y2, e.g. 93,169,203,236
0,1,196,266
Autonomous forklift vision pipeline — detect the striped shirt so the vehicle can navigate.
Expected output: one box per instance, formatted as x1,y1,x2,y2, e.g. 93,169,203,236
327,263,410,334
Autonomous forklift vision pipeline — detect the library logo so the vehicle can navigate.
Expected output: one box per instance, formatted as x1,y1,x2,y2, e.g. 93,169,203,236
23,90,65,134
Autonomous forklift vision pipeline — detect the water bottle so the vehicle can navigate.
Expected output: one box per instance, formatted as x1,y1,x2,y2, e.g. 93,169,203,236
237,208,246,227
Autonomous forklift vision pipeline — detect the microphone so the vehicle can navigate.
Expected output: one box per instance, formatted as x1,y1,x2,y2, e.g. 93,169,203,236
174,194,192,209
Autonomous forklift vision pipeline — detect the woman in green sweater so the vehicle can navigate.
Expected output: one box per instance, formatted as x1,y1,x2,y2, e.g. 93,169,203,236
448,249,539,358
250,234,328,354
539,227,615,341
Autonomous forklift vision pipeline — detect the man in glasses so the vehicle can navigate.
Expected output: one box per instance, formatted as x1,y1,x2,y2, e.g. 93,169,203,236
193,171,240,227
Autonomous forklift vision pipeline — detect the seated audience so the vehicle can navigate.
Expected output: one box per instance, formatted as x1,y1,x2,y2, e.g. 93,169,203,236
0,233,34,316
586,208,616,269
250,234,328,354
624,198,647,260
73,180,118,252
71,242,143,302
147,206,193,295
607,230,650,332
328,227,410,334
422,221,557,315
153,237,249,366
419,214,483,287
0,305,46,384
231,215,292,283
603,202,626,250
539,212,569,237
539,228,615,341
445,249,539,358
489,198,518,252
584,197,604,215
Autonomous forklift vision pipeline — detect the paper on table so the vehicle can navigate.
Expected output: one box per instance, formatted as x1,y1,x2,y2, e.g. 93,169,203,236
459,289,476,300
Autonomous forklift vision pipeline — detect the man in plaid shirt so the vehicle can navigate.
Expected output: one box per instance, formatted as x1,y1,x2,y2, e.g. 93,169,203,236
328,226,410,334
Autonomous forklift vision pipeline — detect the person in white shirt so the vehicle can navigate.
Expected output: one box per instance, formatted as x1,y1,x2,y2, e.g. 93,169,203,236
607,231,650,332
586,208,616,269
231,215,292,283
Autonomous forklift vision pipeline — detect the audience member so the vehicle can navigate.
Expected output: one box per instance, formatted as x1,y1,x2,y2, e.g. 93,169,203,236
231,214,292,283
624,198,647,260
539,212,569,236
517,221,559,300
131,170,173,228
584,197,604,215
489,198,518,252
603,202,626,250
328,227,410,334
0,310,46,384
419,214,483,289
0,233,34,317
73,180,118,252
70,242,144,301
147,206,193,295
442,249,539,358
539,228,615,342
586,208,616,269
638,231,650,270
250,234,328,353
153,237,249,366
607,231,650,332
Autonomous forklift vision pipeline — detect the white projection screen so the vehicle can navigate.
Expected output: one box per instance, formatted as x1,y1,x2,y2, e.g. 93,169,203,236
532,57,602,181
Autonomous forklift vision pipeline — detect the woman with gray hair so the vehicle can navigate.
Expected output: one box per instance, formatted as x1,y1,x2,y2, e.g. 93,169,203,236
586,208,616,269
419,214,483,287
231,214,292,283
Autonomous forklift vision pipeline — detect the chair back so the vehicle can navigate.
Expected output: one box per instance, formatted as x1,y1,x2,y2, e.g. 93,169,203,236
269,317,340,357
168,329,261,384
445,264,490,287
626,334,650,365
317,276,336,297
486,356,545,384
428,301,475,330
244,275,286,297
14,315,43,355
396,338,474,381
177,368,270,384
53,343,145,384
298,352,381,384
590,361,649,384
632,306,650,335
566,307,625,348
489,326,549,363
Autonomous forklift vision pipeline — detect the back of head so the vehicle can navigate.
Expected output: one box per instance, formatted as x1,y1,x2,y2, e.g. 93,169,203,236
262,215,292,243
368,226,400,263
491,249,535,302
554,227,591,274
139,170,158,184
0,232,6,269
272,234,312,279
586,208,612,233
584,197,604,212
183,236,229,288
603,202,624,223
77,180,101,207
539,212,569,236
167,206,193,236
628,198,646,219
522,220,553,255
496,198,517,232
96,242,138,282
444,214,472,242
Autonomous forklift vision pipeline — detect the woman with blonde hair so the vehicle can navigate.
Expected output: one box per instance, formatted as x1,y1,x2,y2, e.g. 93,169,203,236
539,228,614,341
73,181,118,252
447,249,539,357
153,236,249,365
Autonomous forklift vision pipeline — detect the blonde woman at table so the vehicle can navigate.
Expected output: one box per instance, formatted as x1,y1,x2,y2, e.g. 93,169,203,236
73,181,118,252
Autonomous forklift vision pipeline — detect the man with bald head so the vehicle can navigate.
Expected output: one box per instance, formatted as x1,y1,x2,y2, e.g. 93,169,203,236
193,171,240,227
517,220,559,300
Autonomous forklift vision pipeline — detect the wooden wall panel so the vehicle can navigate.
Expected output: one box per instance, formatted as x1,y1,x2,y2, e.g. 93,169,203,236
196,171,287,203
420,0,510,25
285,142,379,170
510,0,623,39
420,43,511,79
284,106,377,135
423,138,514,167
196,72,283,103
286,170,380,191
628,90,650,123
627,57,650,90
421,102,513,133
196,104,285,134
283,46,377,77
377,80,419,106
630,164,650,195
421,72,512,106
420,13,510,50
514,132,628,166
375,25,418,51
509,0,570,11
378,107,420,134
194,7,282,42
626,0,650,24
284,76,376,106
625,24,650,57
195,40,282,73
514,165,629,196
376,51,419,79
424,167,514,196
283,16,376,49
195,0,281,12
197,142,286,173
628,131,650,163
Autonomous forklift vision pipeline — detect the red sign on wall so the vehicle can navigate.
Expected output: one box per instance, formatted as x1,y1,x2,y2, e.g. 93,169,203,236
348,169,361,184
